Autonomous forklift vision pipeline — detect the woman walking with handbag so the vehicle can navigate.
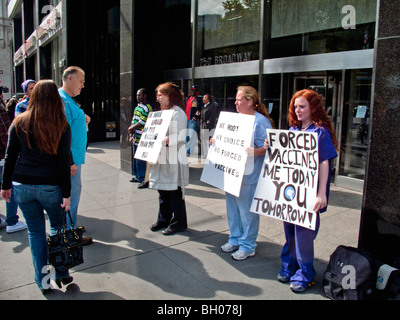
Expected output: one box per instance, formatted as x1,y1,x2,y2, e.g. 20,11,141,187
1,80,73,295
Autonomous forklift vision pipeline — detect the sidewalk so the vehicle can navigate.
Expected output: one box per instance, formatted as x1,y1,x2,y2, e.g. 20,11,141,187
0,141,363,300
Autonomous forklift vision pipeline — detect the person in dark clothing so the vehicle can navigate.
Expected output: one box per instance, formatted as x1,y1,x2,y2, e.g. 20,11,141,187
0,89,26,233
1,80,73,295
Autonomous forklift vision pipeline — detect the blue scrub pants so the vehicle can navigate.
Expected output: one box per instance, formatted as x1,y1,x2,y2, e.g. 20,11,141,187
280,215,321,287
226,183,260,254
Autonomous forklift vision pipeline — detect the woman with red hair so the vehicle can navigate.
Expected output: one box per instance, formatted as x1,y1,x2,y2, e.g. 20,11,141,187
149,83,189,236
266,89,338,293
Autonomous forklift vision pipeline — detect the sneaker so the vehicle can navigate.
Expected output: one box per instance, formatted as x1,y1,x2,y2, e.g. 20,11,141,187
221,243,239,253
290,281,315,293
231,249,255,261
6,221,28,234
0,218,6,229
277,273,290,283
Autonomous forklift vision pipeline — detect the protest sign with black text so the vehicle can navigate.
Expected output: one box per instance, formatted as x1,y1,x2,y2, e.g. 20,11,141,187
251,129,319,230
201,112,255,197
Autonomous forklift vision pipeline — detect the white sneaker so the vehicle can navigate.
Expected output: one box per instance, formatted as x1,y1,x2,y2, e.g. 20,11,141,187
221,243,239,253
231,249,255,261
0,218,6,229
6,221,28,234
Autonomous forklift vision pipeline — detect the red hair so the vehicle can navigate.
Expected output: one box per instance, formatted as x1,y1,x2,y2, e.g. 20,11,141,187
156,82,185,111
288,89,338,149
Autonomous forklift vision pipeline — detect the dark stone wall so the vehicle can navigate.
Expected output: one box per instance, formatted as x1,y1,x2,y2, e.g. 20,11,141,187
359,0,400,265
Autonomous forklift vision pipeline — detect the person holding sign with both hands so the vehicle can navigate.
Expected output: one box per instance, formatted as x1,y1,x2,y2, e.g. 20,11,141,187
217,86,274,261
265,89,338,293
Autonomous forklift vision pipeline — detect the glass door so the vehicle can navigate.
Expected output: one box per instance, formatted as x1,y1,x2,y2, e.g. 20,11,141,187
335,69,373,191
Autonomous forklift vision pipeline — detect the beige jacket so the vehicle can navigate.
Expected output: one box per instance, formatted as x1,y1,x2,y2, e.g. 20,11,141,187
149,106,189,193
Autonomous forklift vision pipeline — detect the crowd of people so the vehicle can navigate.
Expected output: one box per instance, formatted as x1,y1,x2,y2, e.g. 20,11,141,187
0,69,337,295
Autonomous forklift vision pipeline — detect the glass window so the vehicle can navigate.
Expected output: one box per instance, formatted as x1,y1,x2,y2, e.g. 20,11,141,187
339,69,372,180
196,0,261,67
268,0,377,58
164,0,192,70
195,75,259,113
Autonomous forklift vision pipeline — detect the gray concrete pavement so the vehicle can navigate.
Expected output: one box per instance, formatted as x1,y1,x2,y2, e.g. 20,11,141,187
0,141,363,301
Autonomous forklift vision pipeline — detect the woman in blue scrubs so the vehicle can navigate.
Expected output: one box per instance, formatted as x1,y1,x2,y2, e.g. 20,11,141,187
220,86,274,261
266,89,338,292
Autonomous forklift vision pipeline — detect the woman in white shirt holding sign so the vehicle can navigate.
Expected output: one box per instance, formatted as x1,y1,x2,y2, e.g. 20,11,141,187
220,86,274,261
149,83,189,236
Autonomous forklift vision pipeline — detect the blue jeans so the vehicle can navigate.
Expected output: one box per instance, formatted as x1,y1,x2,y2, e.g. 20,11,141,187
14,184,70,290
132,145,146,182
226,183,260,253
0,165,20,226
186,120,199,155
67,165,82,229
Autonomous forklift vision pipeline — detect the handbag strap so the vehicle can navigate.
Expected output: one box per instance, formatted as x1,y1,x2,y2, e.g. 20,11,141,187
56,210,78,235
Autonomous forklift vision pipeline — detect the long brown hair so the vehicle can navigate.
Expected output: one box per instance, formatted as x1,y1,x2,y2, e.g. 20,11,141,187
14,80,69,155
156,82,185,111
237,86,275,128
288,89,338,149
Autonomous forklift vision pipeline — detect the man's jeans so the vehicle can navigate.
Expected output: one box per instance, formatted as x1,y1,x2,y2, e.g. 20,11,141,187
132,145,146,182
68,165,82,229
14,184,70,290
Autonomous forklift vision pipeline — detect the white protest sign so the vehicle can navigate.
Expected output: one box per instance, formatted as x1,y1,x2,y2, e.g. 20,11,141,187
251,129,319,230
201,112,255,197
134,110,174,164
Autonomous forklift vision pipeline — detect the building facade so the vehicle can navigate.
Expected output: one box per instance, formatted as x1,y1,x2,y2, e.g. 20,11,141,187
8,0,378,192
121,0,377,192
0,0,13,101
7,0,120,142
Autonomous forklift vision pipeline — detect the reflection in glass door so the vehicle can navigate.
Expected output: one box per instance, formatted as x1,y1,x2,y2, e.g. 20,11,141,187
337,69,372,189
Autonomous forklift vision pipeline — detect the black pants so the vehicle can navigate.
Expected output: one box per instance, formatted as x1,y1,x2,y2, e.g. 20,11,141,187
157,188,188,230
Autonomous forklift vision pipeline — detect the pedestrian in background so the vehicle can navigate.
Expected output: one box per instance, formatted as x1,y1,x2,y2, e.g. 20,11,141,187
185,85,203,156
218,86,274,261
59,66,93,246
129,88,153,189
200,93,219,158
1,80,73,294
267,89,338,293
150,82,189,236
15,79,36,117
0,87,27,234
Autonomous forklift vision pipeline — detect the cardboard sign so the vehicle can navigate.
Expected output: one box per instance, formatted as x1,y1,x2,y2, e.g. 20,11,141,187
201,112,255,197
134,110,174,165
251,129,319,230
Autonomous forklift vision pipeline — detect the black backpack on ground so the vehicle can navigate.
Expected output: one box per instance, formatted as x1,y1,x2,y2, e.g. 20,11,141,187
323,245,379,300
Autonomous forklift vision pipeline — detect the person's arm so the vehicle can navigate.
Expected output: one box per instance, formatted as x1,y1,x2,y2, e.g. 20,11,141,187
245,147,267,157
313,160,330,213
1,124,21,201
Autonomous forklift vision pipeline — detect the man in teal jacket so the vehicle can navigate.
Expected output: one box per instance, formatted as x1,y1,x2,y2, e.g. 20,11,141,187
59,66,92,245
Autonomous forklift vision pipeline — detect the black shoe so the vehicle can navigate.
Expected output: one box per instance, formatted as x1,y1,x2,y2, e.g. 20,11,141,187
55,276,74,289
150,223,168,232
41,288,52,295
81,236,93,246
130,177,140,183
162,227,186,236
138,181,149,189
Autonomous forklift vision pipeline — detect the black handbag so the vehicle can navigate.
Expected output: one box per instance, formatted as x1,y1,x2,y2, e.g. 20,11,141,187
47,210,84,272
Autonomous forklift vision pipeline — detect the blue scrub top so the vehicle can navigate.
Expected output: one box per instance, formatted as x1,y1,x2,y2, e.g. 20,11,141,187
59,88,87,166
290,124,338,213
243,111,273,185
